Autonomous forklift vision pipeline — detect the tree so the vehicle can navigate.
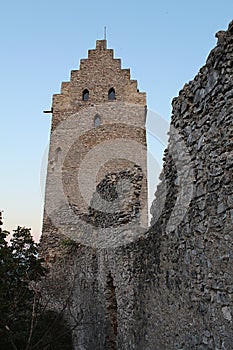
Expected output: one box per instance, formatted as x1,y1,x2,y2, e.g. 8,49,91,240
0,226,44,349
0,225,73,350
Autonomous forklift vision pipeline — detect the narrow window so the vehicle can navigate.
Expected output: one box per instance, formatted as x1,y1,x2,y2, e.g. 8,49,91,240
108,87,115,100
104,272,117,349
82,89,89,101
55,147,62,164
94,114,101,127
50,147,62,171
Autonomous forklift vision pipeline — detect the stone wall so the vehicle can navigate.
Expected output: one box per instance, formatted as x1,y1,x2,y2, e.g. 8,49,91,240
146,20,233,349
40,21,233,349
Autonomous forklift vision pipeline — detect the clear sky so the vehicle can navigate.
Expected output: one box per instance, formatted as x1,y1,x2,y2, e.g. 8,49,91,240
0,0,232,241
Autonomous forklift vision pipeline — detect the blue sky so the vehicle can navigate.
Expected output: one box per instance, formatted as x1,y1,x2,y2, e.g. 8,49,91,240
0,0,232,240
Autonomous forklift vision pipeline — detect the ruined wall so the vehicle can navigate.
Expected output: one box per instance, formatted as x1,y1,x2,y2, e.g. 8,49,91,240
41,21,233,350
146,20,233,349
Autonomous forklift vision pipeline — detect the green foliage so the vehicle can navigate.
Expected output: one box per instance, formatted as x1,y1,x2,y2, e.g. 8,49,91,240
0,226,73,350
0,227,45,349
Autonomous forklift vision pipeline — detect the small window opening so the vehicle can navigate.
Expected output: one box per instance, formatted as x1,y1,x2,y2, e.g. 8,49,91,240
94,114,101,127
50,147,62,171
82,89,89,101
104,272,117,349
108,87,115,100
55,147,62,163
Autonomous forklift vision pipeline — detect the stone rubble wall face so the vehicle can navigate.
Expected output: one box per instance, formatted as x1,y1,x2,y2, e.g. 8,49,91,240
148,21,233,349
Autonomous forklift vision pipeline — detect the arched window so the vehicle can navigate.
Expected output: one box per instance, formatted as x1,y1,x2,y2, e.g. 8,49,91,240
94,114,101,127
108,87,115,100
82,89,89,101
50,147,62,171
55,147,62,163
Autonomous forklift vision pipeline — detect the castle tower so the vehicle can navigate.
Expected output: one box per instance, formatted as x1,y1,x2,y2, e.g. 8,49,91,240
40,40,148,349
41,39,148,254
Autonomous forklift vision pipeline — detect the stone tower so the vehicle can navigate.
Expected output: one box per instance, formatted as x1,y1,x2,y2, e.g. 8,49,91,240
40,39,148,349
41,39,148,255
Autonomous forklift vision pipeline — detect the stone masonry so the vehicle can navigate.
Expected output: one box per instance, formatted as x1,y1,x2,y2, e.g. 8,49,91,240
40,39,148,349
147,20,233,349
40,21,233,349
41,39,148,259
